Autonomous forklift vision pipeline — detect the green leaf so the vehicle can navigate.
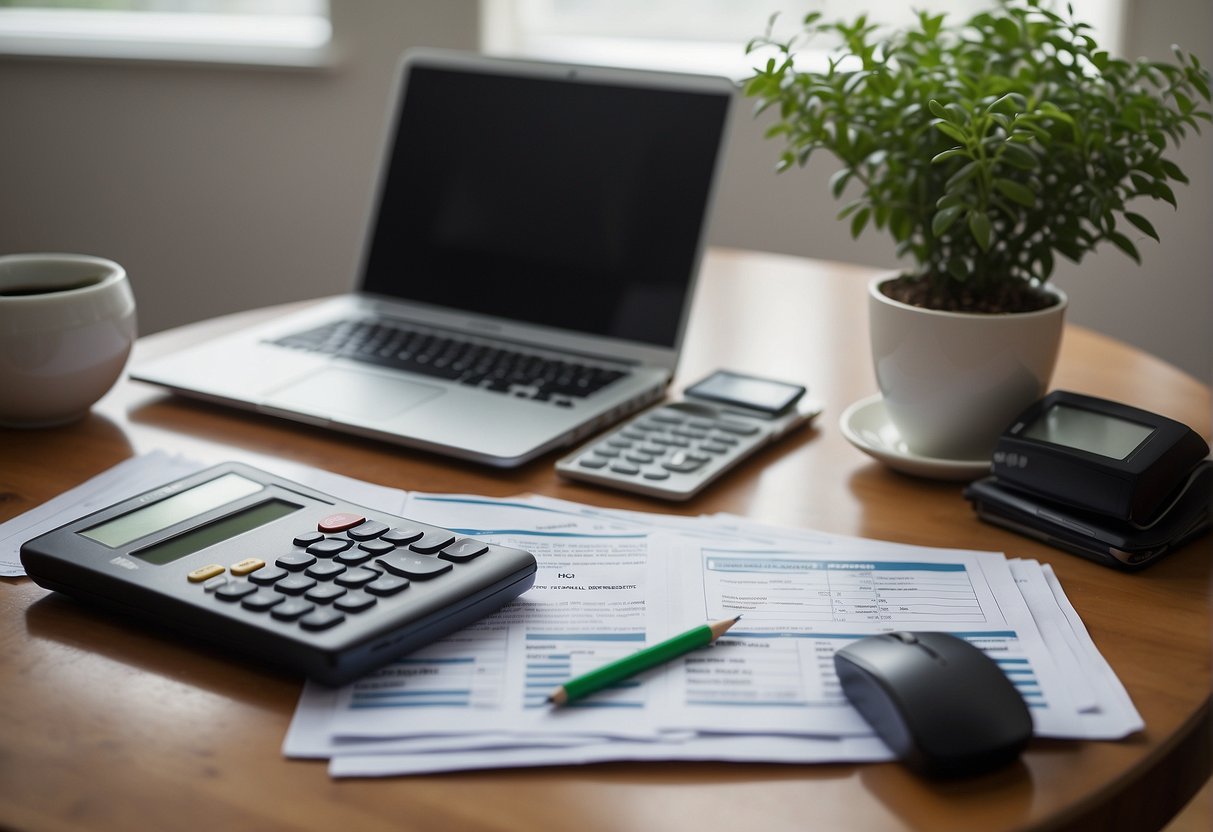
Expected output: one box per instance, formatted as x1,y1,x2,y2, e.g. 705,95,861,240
850,207,871,239
968,210,992,251
1108,231,1141,263
933,120,969,144
829,168,853,198
1160,159,1190,184
1124,212,1160,241
993,178,1036,208
931,148,970,164
932,204,965,236
928,99,950,120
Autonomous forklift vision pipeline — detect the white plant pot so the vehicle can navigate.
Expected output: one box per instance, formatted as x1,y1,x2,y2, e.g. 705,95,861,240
868,274,1067,461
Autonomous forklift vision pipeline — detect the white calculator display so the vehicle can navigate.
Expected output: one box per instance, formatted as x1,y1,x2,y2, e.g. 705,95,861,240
556,371,821,500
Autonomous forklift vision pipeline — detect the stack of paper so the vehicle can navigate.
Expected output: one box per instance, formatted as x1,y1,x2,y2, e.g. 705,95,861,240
284,491,1144,777
0,453,1143,777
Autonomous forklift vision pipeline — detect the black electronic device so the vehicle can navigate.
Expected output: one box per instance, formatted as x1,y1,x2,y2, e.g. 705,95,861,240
993,390,1209,524
965,462,1211,570
834,632,1033,778
20,462,537,685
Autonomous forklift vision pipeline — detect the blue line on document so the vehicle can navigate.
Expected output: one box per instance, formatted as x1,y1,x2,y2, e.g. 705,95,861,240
526,633,646,642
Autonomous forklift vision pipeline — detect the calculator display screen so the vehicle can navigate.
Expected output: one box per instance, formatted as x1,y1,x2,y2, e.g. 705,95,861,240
131,499,302,566
1022,403,1155,460
81,473,265,548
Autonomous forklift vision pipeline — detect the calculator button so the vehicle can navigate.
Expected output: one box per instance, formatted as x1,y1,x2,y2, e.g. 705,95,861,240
358,538,396,555
619,429,647,441
609,462,640,476
662,452,707,474
673,428,709,440
306,560,347,581
625,452,656,465
271,599,315,621
687,419,715,430
578,455,608,469
230,557,265,576
300,608,346,631
335,548,374,566
717,420,760,436
643,470,671,481
202,575,229,592
409,532,456,554
335,567,380,588
249,566,288,585
306,538,354,557
187,564,225,583
439,539,489,563
214,581,258,602
606,437,632,449
305,583,348,604
365,576,410,597
347,520,390,541
334,592,377,614
317,512,366,533
276,553,317,572
242,591,285,612
700,441,731,454
381,527,424,545
275,575,318,596
591,446,620,459
376,553,453,580
292,531,325,547
711,433,740,445
651,411,685,425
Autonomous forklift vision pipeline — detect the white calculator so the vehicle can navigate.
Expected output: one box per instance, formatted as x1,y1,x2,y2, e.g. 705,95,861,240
556,370,821,500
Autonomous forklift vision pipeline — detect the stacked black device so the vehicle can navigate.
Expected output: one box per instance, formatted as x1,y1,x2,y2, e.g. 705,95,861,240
965,391,1211,570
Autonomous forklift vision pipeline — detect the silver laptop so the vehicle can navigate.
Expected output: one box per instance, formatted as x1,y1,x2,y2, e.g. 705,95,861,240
132,49,733,467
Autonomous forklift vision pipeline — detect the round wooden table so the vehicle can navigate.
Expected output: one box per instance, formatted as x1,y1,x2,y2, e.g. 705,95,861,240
2,249,1208,831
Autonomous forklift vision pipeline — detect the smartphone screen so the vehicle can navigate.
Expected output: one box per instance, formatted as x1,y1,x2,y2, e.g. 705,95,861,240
683,371,805,415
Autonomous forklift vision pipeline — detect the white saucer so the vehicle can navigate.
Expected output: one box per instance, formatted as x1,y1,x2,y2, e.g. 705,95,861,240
839,394,991,482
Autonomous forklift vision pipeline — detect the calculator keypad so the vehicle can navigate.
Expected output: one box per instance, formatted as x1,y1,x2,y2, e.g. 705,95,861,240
194,515,500,639
571,405,764,482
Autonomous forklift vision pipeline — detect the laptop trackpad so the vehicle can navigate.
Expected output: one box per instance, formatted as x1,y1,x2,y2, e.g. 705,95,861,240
267,368,443,420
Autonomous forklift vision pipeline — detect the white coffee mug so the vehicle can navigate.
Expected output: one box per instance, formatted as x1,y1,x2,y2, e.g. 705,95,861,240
0,253,137,427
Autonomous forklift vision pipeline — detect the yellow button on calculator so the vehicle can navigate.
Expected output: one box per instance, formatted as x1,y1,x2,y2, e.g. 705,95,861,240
230,558,265,576
187,564,225,583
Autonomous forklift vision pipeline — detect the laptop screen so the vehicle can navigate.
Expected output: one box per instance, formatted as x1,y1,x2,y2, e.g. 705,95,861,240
360,60,731,349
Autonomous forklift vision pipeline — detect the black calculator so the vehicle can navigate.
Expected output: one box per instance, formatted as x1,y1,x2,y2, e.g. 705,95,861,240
20,462,537,685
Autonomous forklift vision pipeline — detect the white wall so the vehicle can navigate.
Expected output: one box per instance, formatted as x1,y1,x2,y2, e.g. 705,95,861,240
0,1,479,337
1,0,1208,383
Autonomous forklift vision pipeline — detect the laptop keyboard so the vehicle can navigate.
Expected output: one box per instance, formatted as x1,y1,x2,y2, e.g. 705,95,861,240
271,319,630,406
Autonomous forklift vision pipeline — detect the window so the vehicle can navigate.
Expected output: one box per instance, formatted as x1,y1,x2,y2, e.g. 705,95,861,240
0,0,331,66
482,0,1126,78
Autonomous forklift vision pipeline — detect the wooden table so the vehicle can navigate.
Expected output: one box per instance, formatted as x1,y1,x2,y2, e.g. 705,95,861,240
2,249,1209,831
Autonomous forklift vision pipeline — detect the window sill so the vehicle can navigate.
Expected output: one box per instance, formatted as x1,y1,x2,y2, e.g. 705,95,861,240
0,8,334,70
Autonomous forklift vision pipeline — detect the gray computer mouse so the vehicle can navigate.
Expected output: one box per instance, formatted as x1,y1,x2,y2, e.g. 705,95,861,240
834,631,1033,777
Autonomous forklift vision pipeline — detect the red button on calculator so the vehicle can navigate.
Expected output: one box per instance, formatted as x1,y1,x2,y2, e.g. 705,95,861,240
317,512,366,533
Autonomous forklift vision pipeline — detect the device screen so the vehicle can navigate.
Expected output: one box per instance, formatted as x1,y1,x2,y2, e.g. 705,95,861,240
130,499,301,566
361,64,730,347
684,371,805,415
1022,403,1155,460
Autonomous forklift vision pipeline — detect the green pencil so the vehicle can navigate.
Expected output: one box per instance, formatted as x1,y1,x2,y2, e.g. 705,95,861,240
547,615,742,706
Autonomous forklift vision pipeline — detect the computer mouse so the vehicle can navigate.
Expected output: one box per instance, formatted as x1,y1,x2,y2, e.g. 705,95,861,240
834,631,1033,777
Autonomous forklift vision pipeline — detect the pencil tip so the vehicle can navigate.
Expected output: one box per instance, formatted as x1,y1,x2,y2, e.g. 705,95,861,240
733,614,742,621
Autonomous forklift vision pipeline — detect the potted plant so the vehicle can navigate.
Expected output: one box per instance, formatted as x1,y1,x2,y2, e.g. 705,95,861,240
743,0,1211,466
